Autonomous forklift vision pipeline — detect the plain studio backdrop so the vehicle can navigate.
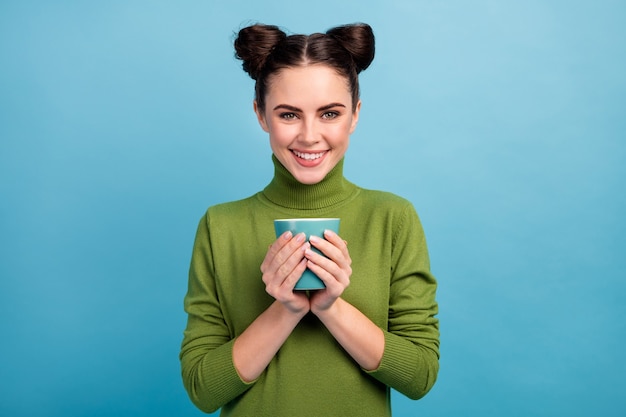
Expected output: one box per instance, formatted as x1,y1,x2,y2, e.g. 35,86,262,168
1,1,624,416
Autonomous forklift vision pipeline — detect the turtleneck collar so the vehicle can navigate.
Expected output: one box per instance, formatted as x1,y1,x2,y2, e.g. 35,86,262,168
261,154,358,210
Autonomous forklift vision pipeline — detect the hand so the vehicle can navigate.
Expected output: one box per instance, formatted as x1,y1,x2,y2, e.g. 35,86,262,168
305,230,352,314
260,231,311,314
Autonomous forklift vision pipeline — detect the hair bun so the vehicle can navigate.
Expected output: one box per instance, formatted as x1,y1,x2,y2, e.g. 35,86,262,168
326,23,375,73
234,24,287,80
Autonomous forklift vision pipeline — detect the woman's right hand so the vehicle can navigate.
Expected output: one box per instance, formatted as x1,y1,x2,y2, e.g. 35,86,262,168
260,231,311,314
233,232,311,382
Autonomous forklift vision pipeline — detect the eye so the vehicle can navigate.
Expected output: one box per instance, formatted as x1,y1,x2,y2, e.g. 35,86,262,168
321,111,339,120
279,112,298,120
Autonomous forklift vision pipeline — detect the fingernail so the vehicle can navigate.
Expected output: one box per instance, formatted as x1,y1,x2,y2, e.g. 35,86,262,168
323,229,335,238
282,231,293,240
309,235,320,244
295,232,306,243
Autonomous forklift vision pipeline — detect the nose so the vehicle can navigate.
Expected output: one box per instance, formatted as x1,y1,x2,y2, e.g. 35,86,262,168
297,119,319,146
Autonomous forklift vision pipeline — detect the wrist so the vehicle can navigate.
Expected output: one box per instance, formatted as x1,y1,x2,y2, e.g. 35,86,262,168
311,296,342,320
273,299,309,321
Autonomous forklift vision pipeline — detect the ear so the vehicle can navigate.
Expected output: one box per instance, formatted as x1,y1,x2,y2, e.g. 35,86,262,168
349,100,362,134
254,100,270,133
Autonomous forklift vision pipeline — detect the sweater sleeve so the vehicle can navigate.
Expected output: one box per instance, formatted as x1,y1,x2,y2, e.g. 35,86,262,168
367,202,440,399
179,213,253,413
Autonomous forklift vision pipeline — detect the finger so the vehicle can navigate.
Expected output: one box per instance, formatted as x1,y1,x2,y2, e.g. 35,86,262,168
309,234,351,269
306,259,349,292
324,230,352,267
323,230,349,254
267,254,307,297
275,241,309,283
282,258,308,290
260,231,293,273
304,248,350,287
303,246,332,270
273,232,306,269
263,233,308,288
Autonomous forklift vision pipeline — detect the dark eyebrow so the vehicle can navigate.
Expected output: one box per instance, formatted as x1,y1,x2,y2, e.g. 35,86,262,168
272,103,347,112
318,102,346,112
273,104,302,112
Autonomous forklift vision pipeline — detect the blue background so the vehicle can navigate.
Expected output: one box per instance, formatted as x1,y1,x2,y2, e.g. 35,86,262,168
1,1,624,416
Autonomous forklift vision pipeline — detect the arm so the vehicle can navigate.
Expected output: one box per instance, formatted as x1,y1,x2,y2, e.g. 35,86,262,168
180,214,247,413
180,217,313,412
232,231,313,382
306,204,439,399
313,297,385,371
232,301,306,382
306,230,385,371
367,203,440,399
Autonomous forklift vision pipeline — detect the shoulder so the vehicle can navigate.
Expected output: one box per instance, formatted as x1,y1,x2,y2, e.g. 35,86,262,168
356,187,416,212
204,193,261,217
353,186,425,237
195,194,263,231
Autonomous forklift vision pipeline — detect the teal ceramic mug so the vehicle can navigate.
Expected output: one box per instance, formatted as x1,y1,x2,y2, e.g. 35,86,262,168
273,218,340,290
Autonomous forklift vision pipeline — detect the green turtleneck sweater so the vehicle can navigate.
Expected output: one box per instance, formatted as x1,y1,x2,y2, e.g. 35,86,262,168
180,157,439,416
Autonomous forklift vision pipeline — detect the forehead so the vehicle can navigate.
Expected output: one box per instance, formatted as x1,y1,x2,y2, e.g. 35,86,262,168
266,65,351,106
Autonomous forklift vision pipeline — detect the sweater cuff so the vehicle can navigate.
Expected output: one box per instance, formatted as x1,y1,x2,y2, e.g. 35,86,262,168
367,331,417,384
201,339,255,405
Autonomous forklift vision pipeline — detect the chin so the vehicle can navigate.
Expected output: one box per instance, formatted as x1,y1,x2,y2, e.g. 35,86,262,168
293,172,325,185
291,161,339,185
283,156,336,185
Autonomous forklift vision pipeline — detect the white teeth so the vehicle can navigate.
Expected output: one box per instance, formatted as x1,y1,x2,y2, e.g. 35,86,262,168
293,150,325,160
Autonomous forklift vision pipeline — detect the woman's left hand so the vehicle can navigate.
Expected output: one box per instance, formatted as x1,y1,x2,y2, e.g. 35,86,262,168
305,229,352,314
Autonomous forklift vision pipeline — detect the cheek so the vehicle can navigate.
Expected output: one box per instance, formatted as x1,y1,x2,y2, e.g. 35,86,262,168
348,118,358,134
268,124,297,145
326,122,353,143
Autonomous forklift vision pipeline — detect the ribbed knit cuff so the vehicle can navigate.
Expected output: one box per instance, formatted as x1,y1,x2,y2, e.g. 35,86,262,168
367,331,439,400
202,339,255,407
366,331,418,387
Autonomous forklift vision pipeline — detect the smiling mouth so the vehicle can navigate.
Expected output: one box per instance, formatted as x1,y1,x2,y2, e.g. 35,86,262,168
291,150,327,161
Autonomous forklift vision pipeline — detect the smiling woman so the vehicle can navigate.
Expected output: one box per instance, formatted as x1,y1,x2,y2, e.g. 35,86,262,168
256,65,359,184
179,23,439,417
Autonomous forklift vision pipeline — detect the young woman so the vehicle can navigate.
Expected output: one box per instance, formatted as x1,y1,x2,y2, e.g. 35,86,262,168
180,23,439,416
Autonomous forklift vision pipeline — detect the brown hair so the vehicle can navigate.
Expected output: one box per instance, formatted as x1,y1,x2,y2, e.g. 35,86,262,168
234,23,375,112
